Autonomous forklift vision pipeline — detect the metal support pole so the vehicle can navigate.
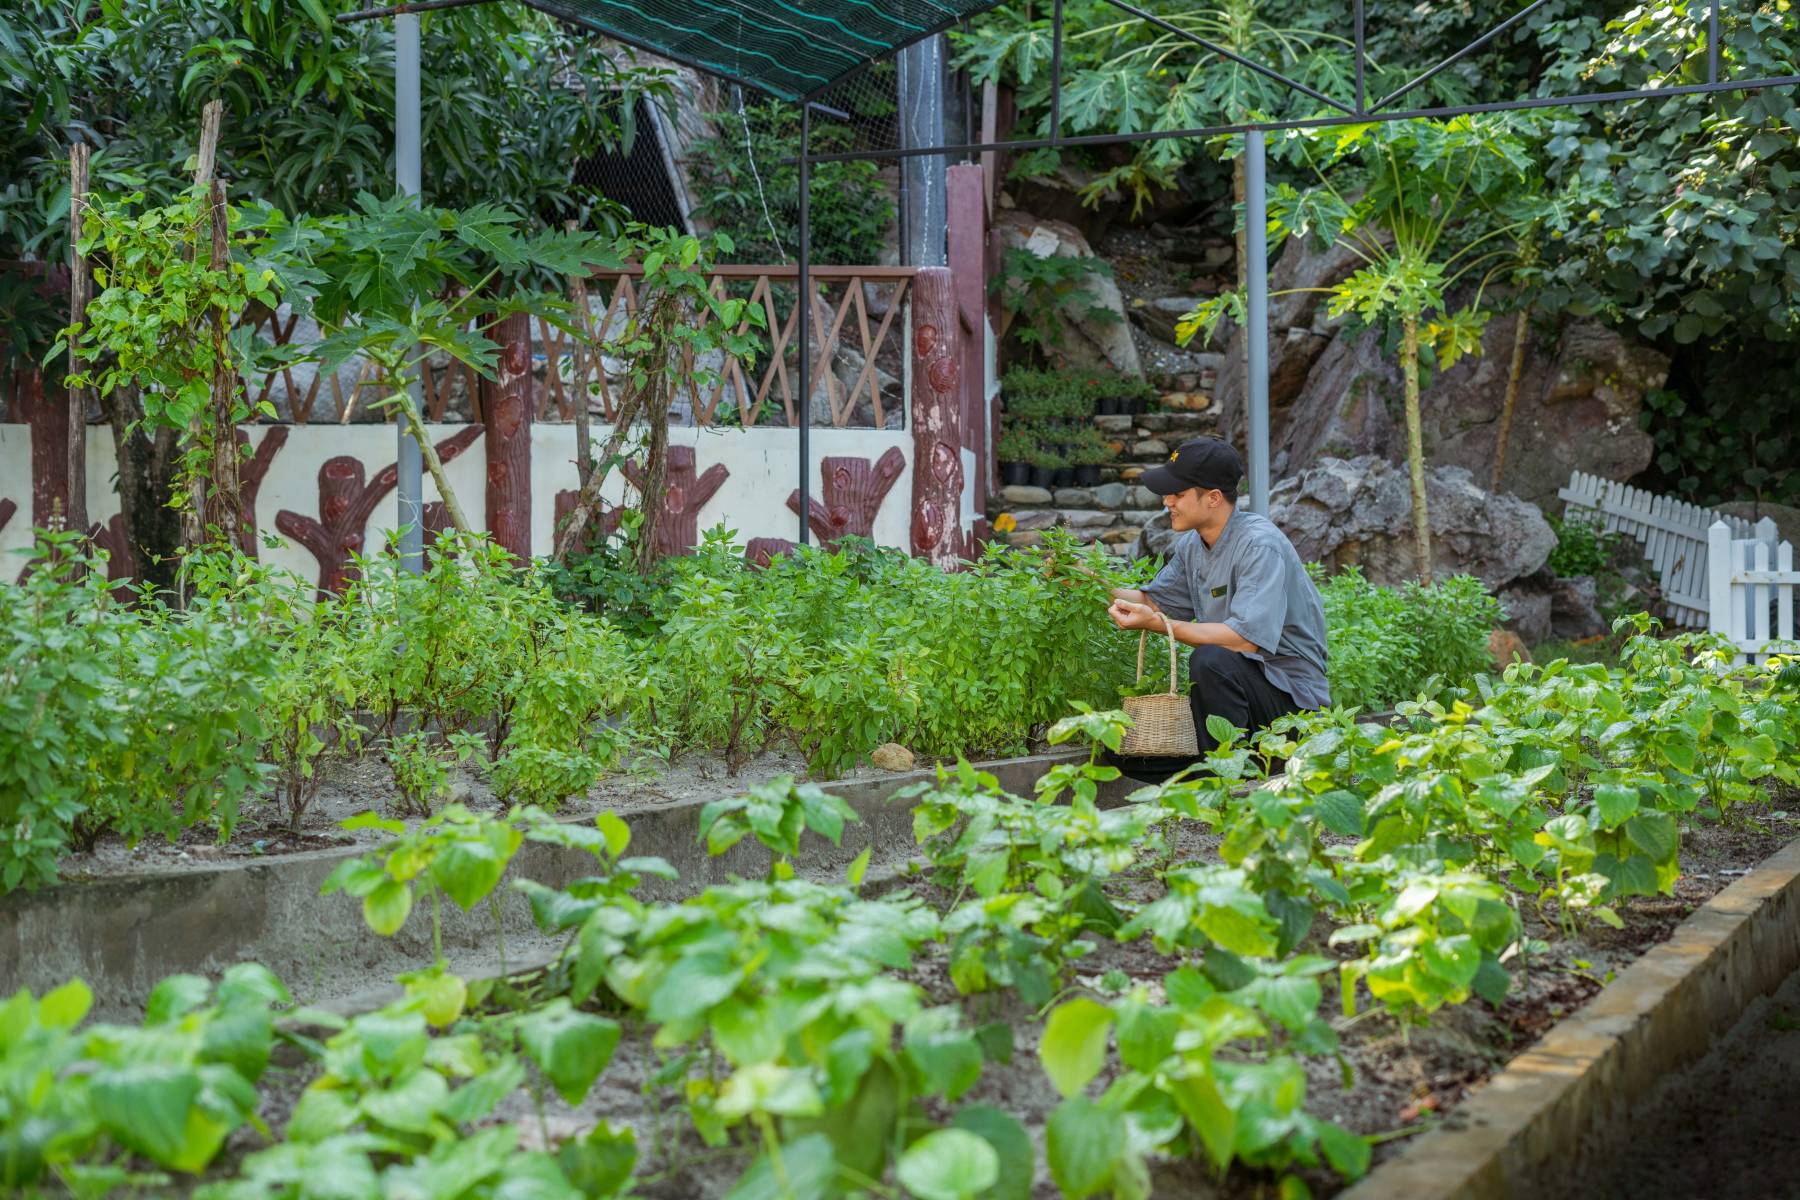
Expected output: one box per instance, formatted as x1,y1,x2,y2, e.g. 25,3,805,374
1050,0,1064,141
1354,0,1366,113
1245,129,1270,515
1708,0,1720,83
395,11,424,572
797,103,812,545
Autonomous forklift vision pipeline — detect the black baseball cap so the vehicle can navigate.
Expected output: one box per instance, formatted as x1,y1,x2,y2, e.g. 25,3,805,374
1137,436,1244,497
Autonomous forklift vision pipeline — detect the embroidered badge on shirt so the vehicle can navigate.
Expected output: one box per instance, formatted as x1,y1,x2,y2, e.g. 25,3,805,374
1210,585,1228,598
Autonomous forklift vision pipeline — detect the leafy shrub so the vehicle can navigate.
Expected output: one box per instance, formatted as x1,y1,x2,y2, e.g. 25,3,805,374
1546,512,1621,578
1313,566,1500,711
0,534,277,891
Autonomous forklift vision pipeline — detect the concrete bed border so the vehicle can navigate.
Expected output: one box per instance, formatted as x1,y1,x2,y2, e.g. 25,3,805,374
1,751,1102,1019
1341,835,1800,1200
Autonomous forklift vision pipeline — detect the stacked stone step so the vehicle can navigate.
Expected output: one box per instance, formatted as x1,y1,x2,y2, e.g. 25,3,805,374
994,407,1220,558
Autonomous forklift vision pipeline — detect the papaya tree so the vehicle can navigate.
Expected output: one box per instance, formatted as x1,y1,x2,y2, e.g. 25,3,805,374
1180,113,1544,582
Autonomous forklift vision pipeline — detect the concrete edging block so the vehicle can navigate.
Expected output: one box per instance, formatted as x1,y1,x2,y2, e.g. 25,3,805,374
0,751,1088,1018
1340,836,1800,1200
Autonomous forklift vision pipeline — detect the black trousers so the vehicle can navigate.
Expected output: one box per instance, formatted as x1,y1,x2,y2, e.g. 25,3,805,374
1108,644,1301,783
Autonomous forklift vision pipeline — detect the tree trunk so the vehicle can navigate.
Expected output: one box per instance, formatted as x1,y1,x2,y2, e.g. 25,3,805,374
1402,316,1432,583
479,308,533,558
1491,308,1529,492
565,220,594,491
389,378,473,536
102,383,182,595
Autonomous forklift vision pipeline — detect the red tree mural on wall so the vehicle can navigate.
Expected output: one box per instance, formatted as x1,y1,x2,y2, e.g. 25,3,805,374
234,426,288,557
276,425,483,596
743,448,906,565
554,444,728,560
790,448,905,547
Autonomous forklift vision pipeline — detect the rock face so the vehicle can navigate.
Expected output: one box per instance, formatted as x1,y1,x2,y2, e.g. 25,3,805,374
994,210,1143,378
1267,456,1556,590
1207,227,1670,511
1716,501,1800,548
1252,316,1667,512
1212,233,1370,441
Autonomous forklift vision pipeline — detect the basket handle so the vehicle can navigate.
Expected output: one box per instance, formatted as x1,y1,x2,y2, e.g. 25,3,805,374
1134,613,1181,696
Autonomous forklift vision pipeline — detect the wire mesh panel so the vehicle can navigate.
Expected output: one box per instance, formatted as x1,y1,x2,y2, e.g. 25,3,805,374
523,0,998,101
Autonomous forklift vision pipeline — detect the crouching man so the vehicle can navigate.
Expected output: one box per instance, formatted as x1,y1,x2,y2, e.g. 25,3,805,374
1107,437,1329,753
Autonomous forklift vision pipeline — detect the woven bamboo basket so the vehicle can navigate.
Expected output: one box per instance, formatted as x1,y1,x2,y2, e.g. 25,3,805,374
1119,614,1198,757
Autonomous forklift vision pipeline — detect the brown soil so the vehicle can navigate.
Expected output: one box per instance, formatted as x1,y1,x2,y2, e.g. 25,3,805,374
51,746,908,883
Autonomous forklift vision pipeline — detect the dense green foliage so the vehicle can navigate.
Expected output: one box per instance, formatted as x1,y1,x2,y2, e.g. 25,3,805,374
1315,567,1502,712
684,100,895,266
0,0,662,268
7,631,1795,1197
1,528,1512,895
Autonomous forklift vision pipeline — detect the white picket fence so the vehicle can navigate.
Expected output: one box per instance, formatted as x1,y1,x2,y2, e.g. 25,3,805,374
1558,470,1760,627
1708,519,1799,664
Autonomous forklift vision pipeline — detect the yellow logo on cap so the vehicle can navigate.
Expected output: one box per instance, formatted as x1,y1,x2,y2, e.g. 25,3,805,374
1169,451,1179,461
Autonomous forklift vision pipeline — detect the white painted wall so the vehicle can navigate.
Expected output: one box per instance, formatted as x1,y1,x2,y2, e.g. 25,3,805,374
1,421,923,582
530,424,917,554
0,424,32,572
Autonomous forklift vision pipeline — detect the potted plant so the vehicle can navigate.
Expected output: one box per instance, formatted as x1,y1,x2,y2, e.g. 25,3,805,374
1070,431,1108,487
1028,446,1066,490
996,428,1036,487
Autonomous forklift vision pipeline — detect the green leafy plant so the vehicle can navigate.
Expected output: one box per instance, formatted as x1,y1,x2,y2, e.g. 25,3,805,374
992,246,1120,367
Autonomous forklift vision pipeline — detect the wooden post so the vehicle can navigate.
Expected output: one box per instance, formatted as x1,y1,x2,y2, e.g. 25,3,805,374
947,164,989,519
17,367,71,530
183,100,226,553
479,308,533,558
66,143,90,538
203,176,246,551
909,267,965,569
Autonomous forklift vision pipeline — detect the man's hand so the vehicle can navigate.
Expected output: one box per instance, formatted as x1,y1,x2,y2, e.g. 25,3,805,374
1107,599,1165,631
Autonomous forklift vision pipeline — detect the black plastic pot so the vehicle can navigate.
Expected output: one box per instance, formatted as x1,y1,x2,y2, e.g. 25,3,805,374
1001,461,1031,487
1029,465,1059,489
1074,464,1102,487
1054,466,1077,489
1096,395,1120,417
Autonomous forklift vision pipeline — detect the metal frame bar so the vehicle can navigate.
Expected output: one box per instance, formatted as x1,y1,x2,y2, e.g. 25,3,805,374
1100,0,1355,115
1369,0,1557,111
797,103,813,544
336,0,496,22
788,73,1800,164
1050,0,1063,141
1354,0,1366,114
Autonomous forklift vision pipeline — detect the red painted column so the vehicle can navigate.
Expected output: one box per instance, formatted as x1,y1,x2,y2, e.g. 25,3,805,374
479,309,533,559
909,267,966,569
15,366,73,530
947,164,990,520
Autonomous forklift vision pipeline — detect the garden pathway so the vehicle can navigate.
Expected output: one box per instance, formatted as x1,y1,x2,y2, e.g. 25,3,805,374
1558,960,1800,1199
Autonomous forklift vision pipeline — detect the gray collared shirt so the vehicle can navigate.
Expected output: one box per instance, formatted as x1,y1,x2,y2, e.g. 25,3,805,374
1142,509,1331,709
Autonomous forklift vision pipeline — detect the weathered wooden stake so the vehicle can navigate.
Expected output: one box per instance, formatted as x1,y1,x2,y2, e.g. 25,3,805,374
66,142,90,538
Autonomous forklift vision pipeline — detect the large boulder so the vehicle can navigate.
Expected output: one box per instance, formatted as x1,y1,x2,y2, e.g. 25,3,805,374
1243,312,1666,512
1716,500,1800,548
1268,455,1555,590
1212,233,1371,442
994,210,1143,378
